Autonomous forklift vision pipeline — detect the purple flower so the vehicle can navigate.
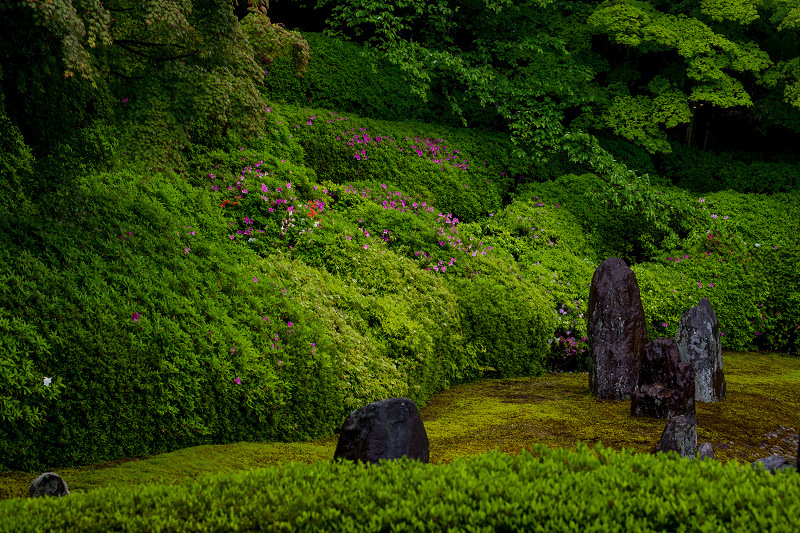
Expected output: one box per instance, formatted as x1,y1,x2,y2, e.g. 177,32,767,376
234,377,241,385
287,321,294,327
132,312,139,322
254,277,258,283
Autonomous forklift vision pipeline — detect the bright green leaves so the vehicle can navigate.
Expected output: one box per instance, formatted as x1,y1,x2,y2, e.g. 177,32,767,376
602,89,691,153
700,0,760,24
767,0,800,30
590,0,772,108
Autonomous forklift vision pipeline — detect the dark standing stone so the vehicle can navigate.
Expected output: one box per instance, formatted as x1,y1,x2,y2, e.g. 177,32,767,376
334,398,429,465
655,415,697,458
752,456,794,475
28,472,70,498
631,338,695,419
697,442,715,461
587,257,647,400
675,298,726,402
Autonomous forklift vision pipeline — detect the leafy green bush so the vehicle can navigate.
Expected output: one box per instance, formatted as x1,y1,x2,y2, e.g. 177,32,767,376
2,445,798,532
275,105,525,220
454,265,555,377
260,32,449,124
632,190,800,351
516,174,700,263
466,198,596,370
0,170,343,469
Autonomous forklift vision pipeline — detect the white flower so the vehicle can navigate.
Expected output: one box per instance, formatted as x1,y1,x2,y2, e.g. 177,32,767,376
755,243,760,247
43,377,52,387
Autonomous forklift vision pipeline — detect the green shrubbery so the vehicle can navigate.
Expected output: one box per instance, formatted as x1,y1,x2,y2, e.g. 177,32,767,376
2,445,798,532
3,93,799,472
658,145,800,194
260,33,450,125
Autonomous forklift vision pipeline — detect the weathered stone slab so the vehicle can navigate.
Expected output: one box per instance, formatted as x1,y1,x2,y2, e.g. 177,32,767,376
655,415,697,459
587,257,647,400
752,456,795,475
631,338,695,419
334,398,429,465
28,472,70,498
676,298,726,402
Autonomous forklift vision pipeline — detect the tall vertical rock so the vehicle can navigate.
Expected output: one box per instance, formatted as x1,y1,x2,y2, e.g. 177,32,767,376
675,298,726,402
587,257,647,400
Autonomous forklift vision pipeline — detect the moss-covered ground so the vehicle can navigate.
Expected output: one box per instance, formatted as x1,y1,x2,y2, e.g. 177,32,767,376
1,351,797,500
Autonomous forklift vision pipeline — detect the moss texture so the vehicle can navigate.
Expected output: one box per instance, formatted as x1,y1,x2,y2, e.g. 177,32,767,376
1,351,797,500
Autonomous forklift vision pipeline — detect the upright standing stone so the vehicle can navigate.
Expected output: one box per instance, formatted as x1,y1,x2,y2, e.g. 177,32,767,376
655,415,697,458
631,337,695,419
334,398,429,465
28,472,70,498
587,257,647,400
675,298,726,402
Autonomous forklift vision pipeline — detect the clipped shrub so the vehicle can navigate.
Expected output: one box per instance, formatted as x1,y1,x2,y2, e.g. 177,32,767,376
516,173,700,263
0,170,343,469
658,145,800,193
276,106,523,220
454,254,555,378
470,198,596,370
2,445,798,531
562,187,800,352
260,32,448,124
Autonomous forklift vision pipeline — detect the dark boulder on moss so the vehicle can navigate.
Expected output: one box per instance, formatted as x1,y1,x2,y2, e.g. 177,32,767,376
28,472,70,498
334,398,429,465
587,257,647,400
655,415,697,459
631,338,695,419
676,298,726,403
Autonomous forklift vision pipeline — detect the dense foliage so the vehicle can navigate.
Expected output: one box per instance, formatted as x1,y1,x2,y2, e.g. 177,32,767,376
1,445,798,531
0,0,798,471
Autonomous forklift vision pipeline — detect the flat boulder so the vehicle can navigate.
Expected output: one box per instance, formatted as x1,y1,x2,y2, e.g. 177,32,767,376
334,398,429,465
631,338,695,419
28,472,70,498
752,456,795,475
587,257,647,400
676,298,726,402
655,415,697,459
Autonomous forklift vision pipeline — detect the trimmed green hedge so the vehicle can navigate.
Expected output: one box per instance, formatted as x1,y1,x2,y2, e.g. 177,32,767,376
1,445,798,532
